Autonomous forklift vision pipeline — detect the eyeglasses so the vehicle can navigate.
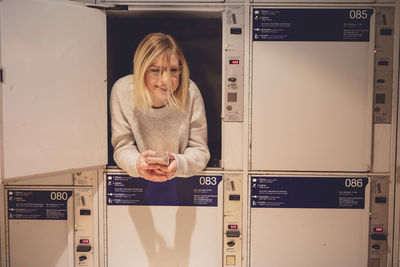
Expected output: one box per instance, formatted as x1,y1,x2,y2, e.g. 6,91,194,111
147,66,182,78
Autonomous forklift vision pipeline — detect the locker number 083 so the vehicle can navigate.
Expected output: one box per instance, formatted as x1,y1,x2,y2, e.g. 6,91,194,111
199,176,218,186
349,10,368,19
344,179,364,188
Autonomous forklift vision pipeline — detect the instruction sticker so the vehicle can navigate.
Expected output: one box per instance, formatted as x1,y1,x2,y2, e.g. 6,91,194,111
107,174,222,206
8,190,72,220
253,8,373,42
251,177,368,209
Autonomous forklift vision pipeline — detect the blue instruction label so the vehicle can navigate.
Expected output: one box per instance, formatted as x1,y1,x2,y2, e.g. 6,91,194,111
107,174,222,206
251,177,368,209
253,8,373,42
8,190,72,220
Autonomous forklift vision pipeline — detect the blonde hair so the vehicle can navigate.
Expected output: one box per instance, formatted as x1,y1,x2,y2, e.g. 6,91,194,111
133,33,189,111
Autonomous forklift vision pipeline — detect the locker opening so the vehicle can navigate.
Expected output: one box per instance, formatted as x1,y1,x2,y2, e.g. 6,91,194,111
106,10,222,168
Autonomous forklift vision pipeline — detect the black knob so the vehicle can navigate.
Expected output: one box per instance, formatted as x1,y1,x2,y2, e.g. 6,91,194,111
372,244,381,250
227,241,235,247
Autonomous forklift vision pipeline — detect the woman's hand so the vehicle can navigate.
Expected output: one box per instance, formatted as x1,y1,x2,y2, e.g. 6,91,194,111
136,150,169,182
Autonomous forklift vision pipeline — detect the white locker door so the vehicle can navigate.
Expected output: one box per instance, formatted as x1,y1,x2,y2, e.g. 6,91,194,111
251,8,374,172
0,0,107,180
250,176,370,267
105,173,223,267
7,189,74,267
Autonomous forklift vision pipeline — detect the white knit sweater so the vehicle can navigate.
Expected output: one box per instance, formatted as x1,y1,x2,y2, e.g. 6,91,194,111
110,74,210,178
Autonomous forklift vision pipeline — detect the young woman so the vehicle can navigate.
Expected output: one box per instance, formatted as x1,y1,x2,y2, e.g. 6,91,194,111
110,33,210,182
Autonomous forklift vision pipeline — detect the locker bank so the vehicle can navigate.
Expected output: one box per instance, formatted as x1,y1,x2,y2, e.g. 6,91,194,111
0,0,399,267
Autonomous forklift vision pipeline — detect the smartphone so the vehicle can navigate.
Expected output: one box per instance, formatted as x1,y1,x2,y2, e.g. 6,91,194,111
146,156,169,166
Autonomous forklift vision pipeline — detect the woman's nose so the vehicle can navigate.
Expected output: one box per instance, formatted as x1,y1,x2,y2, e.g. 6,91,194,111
160,70,168,82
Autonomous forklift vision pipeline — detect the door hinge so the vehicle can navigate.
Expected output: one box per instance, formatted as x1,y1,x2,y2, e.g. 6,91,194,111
0,69,3,83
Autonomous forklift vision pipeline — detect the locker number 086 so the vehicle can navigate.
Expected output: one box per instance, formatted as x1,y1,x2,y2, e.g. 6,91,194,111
344,179,363,188
199,176,218,186
349,10,368,19
50,192,69,201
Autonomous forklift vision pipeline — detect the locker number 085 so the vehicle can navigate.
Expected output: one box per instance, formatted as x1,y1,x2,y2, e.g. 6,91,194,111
50,192,69,201
349,10,368,19
199,176,218,186
344,179,363,188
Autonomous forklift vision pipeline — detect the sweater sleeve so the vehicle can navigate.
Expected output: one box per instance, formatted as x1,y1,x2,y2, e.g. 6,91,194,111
174,82,210,177
110,76,141,177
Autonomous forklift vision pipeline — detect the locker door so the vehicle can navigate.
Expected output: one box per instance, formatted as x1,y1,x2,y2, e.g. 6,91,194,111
0,0,107,181
250,8,374,172
7,189,74,267
105,172,223,267
250,175,370,267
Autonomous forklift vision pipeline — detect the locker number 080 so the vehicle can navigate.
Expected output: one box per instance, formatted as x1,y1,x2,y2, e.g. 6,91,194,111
50,192,69,201
344,179,363,188
349,10,368,19
199,176,217,186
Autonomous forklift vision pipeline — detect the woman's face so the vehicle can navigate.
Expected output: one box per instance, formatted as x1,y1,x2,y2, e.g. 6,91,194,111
144,52,180,107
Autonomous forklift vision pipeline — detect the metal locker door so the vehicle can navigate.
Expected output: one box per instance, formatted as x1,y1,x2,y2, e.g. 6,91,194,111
0,0,107,181
249,175,370,267
6,188,75,267
5,186,96,267
104,171,223,267
250,8,375,172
